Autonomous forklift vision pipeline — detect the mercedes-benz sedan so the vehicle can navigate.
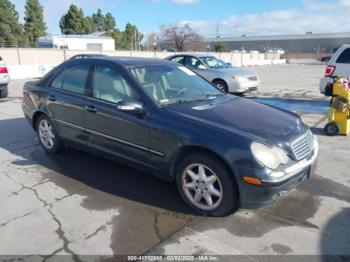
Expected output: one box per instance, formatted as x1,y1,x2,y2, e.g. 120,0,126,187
22,57,318,216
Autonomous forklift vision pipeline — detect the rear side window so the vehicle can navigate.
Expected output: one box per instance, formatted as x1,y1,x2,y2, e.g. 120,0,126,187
170,56,185,65
49,71,65,89
336,48,350,63
49,64,91,94
63,64,91,94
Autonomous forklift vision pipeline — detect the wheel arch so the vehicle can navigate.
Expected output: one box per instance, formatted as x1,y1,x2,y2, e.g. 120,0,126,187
170,145,240,196
212,78,227,85
32,111,48,131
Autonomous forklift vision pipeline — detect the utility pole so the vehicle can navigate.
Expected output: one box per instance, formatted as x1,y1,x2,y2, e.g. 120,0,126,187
134,31,137,52
215,24,220,44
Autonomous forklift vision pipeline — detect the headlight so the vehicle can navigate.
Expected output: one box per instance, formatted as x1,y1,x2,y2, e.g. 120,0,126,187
232,76,246,81
251,142,289,170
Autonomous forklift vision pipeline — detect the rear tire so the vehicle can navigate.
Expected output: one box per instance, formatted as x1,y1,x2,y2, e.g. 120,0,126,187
36,114,64,154
213,80,228,93
176,153,238,217
324,122,340,136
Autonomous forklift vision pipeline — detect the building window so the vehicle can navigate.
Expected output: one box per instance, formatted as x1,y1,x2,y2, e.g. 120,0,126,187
87,43,103,50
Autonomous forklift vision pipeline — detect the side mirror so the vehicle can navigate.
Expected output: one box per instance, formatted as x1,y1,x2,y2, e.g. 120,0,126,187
226,62,232,66
198,64,206,70
116,100,145,116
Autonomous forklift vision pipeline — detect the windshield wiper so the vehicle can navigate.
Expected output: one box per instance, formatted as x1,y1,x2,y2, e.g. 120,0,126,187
174,93,224,104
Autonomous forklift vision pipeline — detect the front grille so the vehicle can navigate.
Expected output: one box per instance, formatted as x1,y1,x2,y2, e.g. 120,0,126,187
290,131,314,160
248,76,258,81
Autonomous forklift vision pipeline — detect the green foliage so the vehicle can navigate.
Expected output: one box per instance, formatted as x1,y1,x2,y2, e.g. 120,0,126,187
214,42,226,52
59,4,93,34
24,0,46,47
59,6,142,50
119,23,143,50
0,0,25,47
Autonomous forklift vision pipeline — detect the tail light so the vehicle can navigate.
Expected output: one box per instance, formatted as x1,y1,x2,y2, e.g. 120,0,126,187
325,65,336,77
0,66,8,74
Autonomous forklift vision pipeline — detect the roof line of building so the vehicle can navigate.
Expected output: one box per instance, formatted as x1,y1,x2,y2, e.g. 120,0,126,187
204,32,350,42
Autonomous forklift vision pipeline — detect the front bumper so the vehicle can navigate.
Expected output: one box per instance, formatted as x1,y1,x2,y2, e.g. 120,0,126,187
240,137,318,208
228,79,260,93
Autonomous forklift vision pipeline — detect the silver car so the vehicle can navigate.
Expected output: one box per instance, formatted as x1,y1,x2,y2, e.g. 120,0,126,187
166,54,260,94
0,56,9,98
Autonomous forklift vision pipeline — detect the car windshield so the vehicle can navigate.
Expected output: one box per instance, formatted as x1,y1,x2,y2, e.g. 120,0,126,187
129,64,223,105
200,56,231,69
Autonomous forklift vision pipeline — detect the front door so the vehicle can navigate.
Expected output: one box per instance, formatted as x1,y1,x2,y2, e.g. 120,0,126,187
84,63,151,166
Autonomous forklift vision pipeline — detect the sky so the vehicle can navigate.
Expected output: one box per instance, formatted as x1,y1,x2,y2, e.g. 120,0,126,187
10,0,350,38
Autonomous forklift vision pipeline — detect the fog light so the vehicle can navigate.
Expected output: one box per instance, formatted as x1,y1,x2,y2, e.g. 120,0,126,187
243,176,262,186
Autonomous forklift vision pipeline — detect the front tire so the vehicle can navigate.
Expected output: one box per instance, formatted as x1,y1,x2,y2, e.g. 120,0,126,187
176,153,238,216
36,115,64,154
213,80,228,93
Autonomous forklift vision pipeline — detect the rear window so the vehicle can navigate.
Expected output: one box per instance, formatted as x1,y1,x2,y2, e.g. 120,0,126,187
336,48,350,63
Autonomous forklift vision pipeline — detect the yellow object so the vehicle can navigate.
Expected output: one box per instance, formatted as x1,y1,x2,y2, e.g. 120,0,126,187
326,78,350,135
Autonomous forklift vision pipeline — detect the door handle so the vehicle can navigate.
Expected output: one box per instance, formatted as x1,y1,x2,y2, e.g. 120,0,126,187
85,105,97,113
48,94,56,101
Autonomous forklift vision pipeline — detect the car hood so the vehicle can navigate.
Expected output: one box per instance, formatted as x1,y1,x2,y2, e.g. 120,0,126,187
165,96,306,145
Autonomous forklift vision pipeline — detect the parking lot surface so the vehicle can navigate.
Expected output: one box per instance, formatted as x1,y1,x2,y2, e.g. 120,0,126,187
1,65,349,261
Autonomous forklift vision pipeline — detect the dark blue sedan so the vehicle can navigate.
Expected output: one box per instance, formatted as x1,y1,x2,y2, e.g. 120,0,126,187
22,57,318,216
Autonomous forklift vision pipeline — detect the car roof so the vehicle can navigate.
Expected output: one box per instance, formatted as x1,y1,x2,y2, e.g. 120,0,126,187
167,53,216,59
69,54,107,60
74,56,175,67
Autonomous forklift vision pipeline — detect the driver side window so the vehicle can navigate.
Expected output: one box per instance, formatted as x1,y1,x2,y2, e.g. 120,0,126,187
93,65,137,104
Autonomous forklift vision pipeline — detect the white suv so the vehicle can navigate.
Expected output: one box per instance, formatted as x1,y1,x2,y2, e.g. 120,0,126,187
320,44,350,93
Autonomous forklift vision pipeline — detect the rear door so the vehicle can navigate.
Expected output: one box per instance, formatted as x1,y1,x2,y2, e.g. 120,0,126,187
46,63,92,145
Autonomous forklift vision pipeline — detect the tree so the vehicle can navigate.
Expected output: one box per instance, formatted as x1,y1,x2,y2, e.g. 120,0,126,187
120,23,143,50
59,4,93,34
24,0,46,47
104,13,116,31
144,33,158,51
214,42,226,52
91,9,116,32
91,9,104,31
160,23,203,52
0,0,25,47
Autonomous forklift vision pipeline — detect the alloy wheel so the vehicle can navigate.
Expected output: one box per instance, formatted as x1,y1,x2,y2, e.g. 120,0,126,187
182,163,223,211
38,119,55,149
215,82,225,90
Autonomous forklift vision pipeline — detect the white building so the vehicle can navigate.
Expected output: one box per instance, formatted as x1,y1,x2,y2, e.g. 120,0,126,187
37,33,115,51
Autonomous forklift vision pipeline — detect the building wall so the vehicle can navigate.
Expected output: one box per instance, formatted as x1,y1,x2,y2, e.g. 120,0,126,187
211,38,350,53
206,34,350,53
0,48,285,79
51,37,115,51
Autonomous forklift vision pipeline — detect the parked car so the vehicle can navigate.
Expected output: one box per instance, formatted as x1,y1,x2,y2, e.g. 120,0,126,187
0,56,9,98
68,54,107,60
165,54,260,94
320,44,350,93
22,57,318,216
